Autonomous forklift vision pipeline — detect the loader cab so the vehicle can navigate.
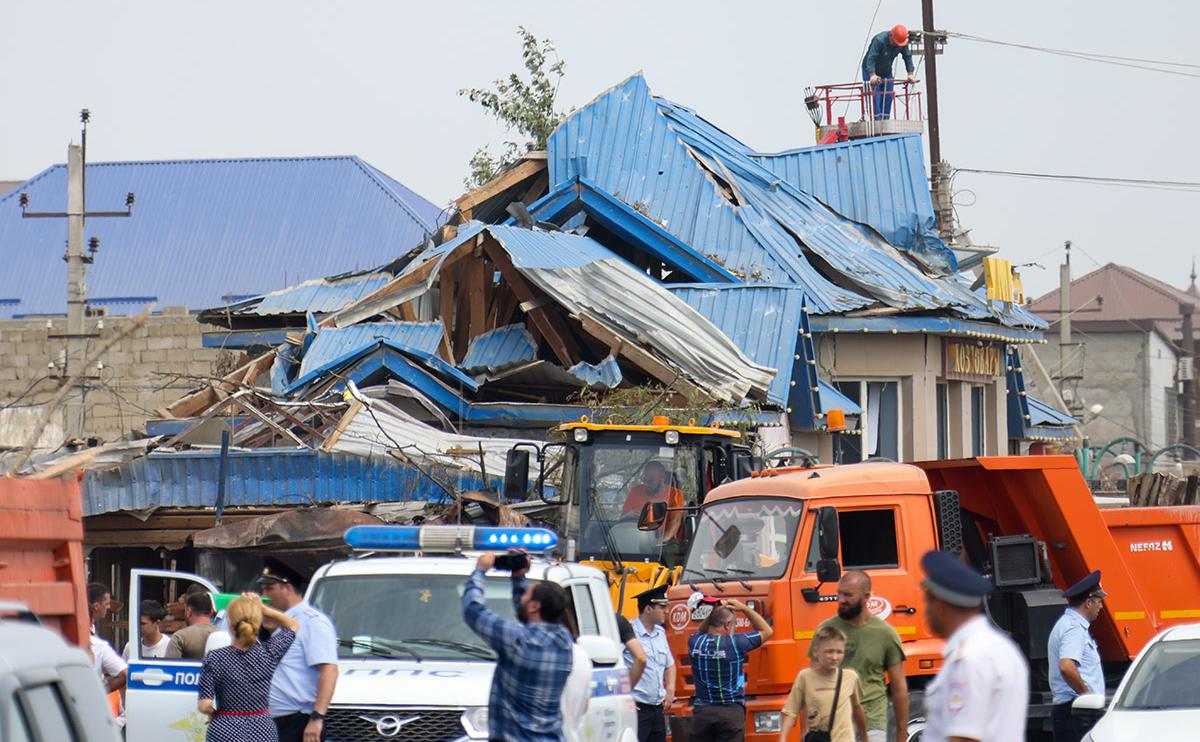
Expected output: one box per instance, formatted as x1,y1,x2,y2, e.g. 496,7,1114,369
503,418,752,568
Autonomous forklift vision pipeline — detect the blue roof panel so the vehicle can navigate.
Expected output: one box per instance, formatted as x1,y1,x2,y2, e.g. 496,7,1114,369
298,322,443,378
252,273,393,316
461,324,538,373
0,156,441,318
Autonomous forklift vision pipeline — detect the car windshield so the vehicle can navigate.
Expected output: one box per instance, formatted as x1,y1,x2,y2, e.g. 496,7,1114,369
682,498,803,581
576,442,701,565
1117,638,1200,709
309,574,516,661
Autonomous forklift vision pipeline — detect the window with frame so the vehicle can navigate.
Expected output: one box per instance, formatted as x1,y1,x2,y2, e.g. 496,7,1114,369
22,684,78,741
570,584,599,636
834,380,902,463
936,382,949,459
971,385,986,456
839,509,900,569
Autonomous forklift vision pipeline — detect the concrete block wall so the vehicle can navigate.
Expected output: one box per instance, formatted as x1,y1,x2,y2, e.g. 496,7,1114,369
0,311,236,446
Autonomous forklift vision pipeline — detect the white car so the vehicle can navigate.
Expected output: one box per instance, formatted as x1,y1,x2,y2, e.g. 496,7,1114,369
123,526,639,742
1077,622,1200,741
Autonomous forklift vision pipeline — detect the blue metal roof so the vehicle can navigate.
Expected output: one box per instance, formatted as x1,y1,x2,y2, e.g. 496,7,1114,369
1005,347,1076,441
751,134,945,260
461,324,537,373
252,273,393,316
81,448,487,516
298,322,443,378
1028,396,1078,428
0,156,442,318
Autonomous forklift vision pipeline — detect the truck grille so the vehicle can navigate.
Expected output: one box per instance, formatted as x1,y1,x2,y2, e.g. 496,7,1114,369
325,708,466,742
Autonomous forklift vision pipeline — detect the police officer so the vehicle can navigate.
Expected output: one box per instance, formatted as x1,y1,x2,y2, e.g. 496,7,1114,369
1047,570,1107,742
920,551,1029,742
258,557,339,742
626,585,675,742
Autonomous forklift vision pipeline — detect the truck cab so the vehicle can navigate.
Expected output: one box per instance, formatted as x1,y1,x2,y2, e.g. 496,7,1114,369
123,525,638,742
507,416,753,615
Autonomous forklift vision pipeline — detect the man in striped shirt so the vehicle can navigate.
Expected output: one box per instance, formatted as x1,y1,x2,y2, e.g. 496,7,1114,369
687,598,773,742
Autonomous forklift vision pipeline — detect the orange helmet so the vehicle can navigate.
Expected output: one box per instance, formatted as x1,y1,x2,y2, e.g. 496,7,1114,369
891,24,909,46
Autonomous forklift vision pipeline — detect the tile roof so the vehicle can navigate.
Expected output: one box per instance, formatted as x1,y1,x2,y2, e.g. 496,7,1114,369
1028,263,1196,335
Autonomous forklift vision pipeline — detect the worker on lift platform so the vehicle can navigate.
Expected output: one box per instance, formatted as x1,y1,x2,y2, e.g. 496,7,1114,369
862,24,918,120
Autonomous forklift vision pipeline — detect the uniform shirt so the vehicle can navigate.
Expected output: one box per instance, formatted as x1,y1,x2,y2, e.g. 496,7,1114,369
782,668,864,742
463,570,573,742
561,643,592,742
924,615,1029,742
688,630,763,705
1048,608,1105,703
627,616,673,705
862,30,915,78
121,634,171,661
812,616,904,731
91,634,127,681
268,601,338,717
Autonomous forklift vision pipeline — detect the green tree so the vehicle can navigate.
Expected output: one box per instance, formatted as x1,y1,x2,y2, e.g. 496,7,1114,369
460,26,566,188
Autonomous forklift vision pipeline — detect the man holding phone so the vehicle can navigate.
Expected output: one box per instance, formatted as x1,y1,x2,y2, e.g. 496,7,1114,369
463,548,574,742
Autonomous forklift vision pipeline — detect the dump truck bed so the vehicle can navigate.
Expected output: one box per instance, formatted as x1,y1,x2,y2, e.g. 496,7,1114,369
0,479,89,646
919,455,1200,660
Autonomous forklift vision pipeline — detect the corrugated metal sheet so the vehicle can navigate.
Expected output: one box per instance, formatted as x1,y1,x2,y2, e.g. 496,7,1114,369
250,273,393,316
298,322,443,378
81,448,486,516
460,324,537,373
667,284,802,404
751,134,943,258
0,156,441,318
1028,396,1077,427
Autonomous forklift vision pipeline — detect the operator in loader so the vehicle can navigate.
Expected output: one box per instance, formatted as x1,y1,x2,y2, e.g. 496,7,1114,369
622,460,685,546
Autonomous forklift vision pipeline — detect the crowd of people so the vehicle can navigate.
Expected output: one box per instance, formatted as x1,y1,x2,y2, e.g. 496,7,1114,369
87,558,339,742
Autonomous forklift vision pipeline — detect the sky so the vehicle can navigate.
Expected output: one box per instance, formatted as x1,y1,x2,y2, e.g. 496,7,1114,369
3,0,1196,300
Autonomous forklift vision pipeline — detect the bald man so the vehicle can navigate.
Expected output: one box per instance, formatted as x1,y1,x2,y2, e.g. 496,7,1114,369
811,571,908,742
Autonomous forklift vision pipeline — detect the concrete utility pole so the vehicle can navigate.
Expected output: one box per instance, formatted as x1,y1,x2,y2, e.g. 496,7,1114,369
21,110,133,441
1182,304,1196,455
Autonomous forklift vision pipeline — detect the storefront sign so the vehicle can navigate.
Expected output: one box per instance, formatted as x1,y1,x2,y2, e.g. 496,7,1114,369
943,340,1001,382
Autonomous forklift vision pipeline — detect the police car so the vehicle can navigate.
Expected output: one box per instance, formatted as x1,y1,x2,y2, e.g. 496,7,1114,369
123,526,638,742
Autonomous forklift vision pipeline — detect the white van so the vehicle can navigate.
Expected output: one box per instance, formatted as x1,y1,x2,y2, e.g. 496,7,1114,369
124,526,638,742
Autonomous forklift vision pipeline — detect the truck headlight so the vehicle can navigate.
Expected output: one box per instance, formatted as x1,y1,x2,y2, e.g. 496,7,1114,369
754,711,782,733
461,707,488,739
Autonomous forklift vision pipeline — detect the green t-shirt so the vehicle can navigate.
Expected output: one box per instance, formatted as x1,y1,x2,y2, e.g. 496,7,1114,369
810,615,904,731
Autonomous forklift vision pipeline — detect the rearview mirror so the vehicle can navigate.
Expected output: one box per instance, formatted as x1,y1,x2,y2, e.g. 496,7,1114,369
1070,693,1106,727
638,501,667,531
503,449,530,501
817,506,839,560
714,525,742,560
577,635,621,666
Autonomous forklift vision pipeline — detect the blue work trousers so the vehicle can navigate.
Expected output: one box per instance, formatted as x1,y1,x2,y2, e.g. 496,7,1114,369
863,72,895,120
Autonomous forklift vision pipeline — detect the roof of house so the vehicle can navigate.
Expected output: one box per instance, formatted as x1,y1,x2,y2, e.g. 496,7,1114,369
1028,263,1195,338
0,156,442,318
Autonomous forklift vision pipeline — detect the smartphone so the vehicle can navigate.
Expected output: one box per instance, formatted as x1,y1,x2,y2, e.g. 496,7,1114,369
493,553,530,572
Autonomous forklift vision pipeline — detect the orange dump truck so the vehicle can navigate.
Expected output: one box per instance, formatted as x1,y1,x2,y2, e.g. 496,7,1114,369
0,478,89,646
657,456,1200,740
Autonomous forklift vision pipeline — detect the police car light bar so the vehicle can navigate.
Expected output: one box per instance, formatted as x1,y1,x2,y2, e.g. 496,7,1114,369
343,525,559,553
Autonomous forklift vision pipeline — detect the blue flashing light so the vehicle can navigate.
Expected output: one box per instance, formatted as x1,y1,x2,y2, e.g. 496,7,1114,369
344,525,559,552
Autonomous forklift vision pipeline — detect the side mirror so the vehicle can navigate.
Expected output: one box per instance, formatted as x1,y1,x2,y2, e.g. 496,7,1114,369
1070,693,1107,727
577,635,621,666
817,506,839,560
503,449,530,501
714,525,742,560
816,559,841,584
638,501,667,531
732,452,754,480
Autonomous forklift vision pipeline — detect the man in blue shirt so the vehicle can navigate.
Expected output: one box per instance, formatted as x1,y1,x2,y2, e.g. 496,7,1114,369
464,550,574,742
862,25,918,120
259,557,339,742
625,585,675,742
1048,570,1107,742
687,597,773,742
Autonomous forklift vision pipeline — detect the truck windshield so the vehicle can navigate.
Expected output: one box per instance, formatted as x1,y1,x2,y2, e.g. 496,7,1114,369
309,574,518,661
1117,638,1200,709
683,498,803,580
576,442,701,565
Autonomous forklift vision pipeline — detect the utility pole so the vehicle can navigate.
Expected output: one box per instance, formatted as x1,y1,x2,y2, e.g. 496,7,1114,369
1181,303,1195,456
21,110,134,441
1054,241,1086,418
920,0,954,240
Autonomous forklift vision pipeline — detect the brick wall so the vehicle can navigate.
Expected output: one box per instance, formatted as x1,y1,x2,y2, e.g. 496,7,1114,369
0,310,240,446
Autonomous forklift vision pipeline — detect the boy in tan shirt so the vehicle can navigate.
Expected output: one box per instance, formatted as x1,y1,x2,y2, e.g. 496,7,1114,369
779,626,868,742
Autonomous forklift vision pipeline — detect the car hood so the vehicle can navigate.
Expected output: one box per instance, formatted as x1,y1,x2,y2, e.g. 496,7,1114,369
332,659,494,707
1089,708,1200,741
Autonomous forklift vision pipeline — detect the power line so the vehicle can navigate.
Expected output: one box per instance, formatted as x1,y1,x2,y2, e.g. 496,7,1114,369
946,31,1200,79
953,167,1200,193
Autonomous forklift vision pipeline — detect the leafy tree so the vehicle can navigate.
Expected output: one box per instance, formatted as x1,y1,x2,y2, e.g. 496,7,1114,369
460,26,566,188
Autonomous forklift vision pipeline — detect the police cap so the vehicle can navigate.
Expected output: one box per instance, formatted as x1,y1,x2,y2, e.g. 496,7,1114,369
635,584,669,612
1062,570,1107,601
256,556,306,589
921,549,993,608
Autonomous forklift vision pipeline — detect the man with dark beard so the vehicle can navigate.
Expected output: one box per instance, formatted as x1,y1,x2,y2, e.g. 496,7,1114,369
463,549,574,742
811,571,907,742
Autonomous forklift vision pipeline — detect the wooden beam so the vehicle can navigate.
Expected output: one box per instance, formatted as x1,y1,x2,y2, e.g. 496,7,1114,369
455,158,547,215
575,312,707,399
463,256,488,349
521,170,550,205
164,351,275,418
439,262,459,362
321,400,363,452
482,241,580,367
